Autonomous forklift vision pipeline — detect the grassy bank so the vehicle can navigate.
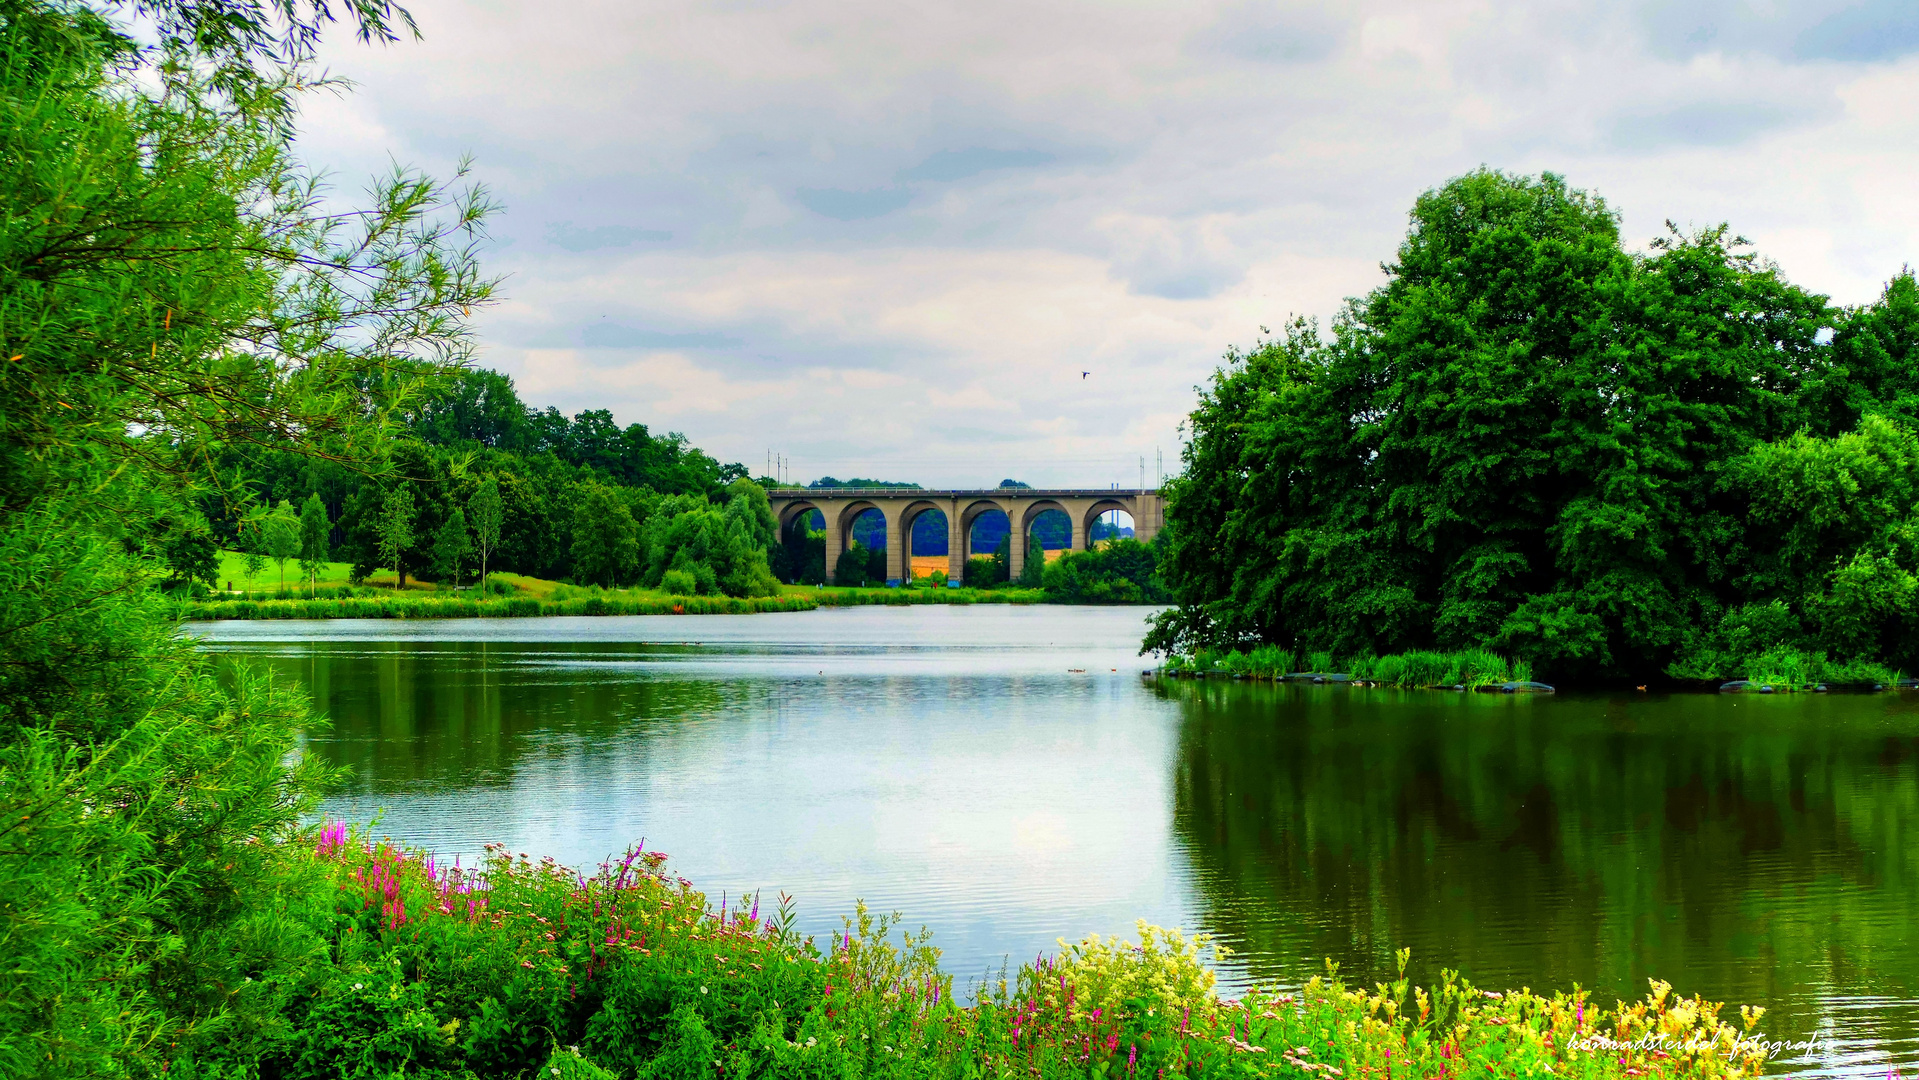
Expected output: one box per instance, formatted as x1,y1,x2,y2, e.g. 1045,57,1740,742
1164,646,1537,688
801,584,1047,607
1165,645,1906,692
178,592,816,621
177,577,1053,620
170,826,1768,1079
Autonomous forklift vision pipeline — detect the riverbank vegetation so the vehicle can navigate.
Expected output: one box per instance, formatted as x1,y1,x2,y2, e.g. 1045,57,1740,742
1042,539,1169,604
179,592,815,621
1149,169,1919,685
1165,647,1536,688
118,826,1766,1079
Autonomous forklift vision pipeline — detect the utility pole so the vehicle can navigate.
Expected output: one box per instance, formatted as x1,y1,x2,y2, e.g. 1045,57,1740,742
1139,455,1145,491
1156,448,1162,488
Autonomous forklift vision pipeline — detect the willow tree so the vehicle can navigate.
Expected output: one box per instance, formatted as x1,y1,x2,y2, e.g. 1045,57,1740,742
0,0,496,1072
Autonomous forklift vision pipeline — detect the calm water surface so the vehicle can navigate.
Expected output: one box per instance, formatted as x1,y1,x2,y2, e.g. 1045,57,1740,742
188,606,1919,1078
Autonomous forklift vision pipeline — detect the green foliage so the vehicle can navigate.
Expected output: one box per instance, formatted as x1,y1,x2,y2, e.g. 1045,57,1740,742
809,476,919,489
173,831,1764,1080
158,515,221,591
640,487,780,597
468,475,504,587
298,492,329,592
1173,647,1531,687
432,507,471,587
835,540,876,587
241,548,267,591
180,593,817,620
0,0,495,1070
376,486,417,586
1017,546,1045,588
264,498,301,592
1152,168,1919,682
569,482,643,587
1042,537,1168,604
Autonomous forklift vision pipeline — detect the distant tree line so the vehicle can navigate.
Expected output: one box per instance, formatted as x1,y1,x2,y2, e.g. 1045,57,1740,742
1151,168,1919,682
205,368,780,596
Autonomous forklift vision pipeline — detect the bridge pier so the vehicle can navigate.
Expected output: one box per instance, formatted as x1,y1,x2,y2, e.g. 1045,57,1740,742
947,504,964,582
886,510,904,585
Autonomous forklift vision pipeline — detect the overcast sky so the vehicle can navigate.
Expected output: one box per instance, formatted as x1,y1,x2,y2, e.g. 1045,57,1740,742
297,0,1919,488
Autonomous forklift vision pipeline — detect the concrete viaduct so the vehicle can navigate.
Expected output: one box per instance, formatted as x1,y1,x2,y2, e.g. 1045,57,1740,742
767,488,1162,586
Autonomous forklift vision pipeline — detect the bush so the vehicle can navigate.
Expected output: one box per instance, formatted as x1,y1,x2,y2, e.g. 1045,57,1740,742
1042,538,1167,604
661,568,697,595
964,555,1001,588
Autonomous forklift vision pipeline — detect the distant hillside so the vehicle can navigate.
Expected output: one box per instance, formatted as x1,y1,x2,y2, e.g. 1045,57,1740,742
809,477,921,489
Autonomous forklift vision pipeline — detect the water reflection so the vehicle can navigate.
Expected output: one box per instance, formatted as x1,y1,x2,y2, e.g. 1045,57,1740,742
1165,680,1919,1075
191,611,1919,1077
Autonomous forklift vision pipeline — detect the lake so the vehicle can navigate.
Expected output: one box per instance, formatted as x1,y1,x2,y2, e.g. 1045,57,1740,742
188,605,1919,1077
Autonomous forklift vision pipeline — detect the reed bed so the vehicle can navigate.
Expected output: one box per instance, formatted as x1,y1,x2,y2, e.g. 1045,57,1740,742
1164,647,1534,688
222,825,1767,1080
1731,648,1898,690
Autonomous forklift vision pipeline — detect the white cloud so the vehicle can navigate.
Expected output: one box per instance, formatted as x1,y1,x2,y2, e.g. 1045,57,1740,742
294,0,1919,486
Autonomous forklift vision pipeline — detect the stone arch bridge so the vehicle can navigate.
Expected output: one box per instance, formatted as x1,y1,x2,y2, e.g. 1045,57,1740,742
768,488,1162,585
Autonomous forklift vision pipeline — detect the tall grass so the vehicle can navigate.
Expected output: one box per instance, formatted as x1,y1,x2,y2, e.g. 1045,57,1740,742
1735,648,1898,688
1167,647,1532,687
204,826,1766,1080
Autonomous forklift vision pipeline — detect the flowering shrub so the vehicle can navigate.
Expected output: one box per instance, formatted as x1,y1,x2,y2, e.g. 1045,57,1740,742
158,825,1770,1079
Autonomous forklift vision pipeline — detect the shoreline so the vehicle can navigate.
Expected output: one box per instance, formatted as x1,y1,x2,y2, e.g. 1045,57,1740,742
173,585,1053,621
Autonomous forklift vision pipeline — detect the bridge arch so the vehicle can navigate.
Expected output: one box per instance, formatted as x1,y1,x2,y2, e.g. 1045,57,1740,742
1083,499,1133,544
835,501,905,585
778,499,824,535
959,498,1014,558
899,499,949,579
1018,499,1069,534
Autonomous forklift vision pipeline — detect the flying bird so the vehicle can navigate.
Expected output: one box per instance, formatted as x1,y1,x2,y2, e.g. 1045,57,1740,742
1081,371,1090,379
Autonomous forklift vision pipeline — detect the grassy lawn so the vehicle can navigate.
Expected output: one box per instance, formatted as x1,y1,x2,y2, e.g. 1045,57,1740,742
217,551,562,596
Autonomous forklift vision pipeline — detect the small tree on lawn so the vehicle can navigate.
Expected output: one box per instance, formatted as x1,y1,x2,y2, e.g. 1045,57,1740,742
298,493,329,596
377,486,417,589
469,475,503,591
241,546,267,594
263,500,300,594
433,507,472,588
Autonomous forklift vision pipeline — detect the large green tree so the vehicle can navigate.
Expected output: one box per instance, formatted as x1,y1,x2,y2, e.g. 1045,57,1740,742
1150,169,1901,682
